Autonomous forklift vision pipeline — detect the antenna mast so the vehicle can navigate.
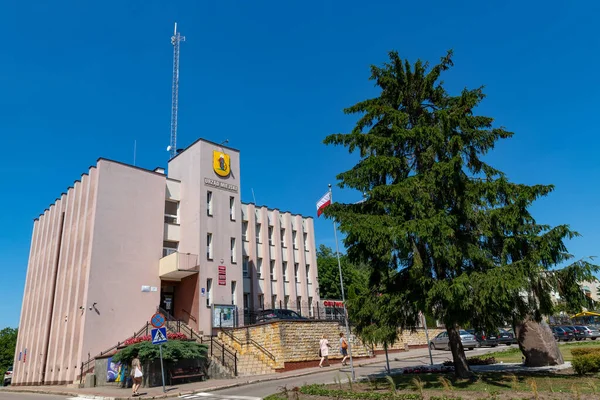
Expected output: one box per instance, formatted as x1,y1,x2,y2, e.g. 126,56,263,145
169,22,185,159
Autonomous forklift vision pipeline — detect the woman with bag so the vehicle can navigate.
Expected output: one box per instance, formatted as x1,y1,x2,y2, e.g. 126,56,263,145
131,351,143,397
339,332,349,366
318,334,330,368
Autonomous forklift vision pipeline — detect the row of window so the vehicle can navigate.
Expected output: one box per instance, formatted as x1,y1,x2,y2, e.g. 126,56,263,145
242,256,311,283
243,223,309,250
249,294,314,313
206,233,237,263
206,191,237,221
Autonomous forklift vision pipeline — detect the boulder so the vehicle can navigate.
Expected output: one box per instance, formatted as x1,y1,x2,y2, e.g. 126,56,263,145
515,318,564,367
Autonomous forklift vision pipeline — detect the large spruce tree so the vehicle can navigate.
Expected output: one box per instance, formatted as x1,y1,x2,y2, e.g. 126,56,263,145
323,51,596,378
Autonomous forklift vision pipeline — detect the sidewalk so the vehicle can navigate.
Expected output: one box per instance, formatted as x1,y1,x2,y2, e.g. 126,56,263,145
2,350,422,400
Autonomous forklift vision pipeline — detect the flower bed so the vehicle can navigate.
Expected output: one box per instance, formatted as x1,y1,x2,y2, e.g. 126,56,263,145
123,332,187,346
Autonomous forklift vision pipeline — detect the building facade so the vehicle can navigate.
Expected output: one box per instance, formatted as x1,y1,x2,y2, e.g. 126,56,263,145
13,138,319,385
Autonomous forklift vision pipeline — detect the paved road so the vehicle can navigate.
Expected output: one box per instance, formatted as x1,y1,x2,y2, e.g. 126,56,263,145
0,392,70,400
212,345,519,399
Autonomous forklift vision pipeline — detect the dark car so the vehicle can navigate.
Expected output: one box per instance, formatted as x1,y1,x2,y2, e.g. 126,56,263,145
552,326,574,342
466,329,499,347
255,309,307,323
563,326,585,341
497,328,517,346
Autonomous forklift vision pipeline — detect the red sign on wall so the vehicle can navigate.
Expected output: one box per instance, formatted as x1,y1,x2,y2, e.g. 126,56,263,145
218,265,226,286
323,300,344,308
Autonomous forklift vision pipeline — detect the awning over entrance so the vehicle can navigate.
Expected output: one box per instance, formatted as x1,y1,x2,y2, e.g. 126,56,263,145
572,311,600,318
159,252,199,281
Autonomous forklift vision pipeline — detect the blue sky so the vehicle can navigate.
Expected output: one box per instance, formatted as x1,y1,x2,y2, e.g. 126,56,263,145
2,1,600,329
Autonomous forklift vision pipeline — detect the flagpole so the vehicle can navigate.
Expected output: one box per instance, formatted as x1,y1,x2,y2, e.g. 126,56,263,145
329,184,356,382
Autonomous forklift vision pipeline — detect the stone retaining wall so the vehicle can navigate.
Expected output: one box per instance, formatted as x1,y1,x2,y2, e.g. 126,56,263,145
219,321,445,371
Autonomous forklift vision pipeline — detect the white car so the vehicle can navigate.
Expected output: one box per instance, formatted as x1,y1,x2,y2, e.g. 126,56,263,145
3,366,12,386
579,326,600,340
429,330,478,351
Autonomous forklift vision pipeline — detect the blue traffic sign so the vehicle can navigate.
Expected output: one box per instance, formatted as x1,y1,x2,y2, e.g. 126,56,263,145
151,313,166,328
151,327,168,345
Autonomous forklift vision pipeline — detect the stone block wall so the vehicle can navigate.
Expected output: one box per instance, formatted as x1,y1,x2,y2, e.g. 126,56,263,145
219,322,446,371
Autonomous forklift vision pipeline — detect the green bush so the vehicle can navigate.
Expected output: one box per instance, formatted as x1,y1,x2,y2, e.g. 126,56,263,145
300,384,421,400
572,352,600,375
571,347,600,357
111,340,208,364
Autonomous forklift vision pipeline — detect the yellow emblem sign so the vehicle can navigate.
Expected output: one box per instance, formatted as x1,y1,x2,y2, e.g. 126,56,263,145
213,151,231,177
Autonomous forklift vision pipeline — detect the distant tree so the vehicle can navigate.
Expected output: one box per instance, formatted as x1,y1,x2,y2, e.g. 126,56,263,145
0,327,17,382
316,244,368,299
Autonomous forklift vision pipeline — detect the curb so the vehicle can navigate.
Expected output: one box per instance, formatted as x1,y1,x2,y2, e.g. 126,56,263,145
0,356,393,399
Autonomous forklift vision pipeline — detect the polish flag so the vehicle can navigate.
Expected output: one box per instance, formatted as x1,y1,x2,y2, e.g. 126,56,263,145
316,191,331,217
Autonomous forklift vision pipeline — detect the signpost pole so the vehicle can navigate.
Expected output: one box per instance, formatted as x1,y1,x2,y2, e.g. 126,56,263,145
159,343,166,393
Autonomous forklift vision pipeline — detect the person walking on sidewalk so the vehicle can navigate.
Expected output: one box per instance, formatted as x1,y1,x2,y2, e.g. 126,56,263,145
319,334,331,367
339,332,349,366
131,351,143,396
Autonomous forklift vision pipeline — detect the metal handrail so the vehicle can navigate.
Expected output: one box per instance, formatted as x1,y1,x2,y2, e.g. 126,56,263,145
220,327,276,362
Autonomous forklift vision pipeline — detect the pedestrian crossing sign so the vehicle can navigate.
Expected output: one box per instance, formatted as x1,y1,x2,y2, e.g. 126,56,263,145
151,327,168,345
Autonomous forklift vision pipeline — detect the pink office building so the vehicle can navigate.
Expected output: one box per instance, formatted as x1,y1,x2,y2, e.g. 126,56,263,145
13,138,320,385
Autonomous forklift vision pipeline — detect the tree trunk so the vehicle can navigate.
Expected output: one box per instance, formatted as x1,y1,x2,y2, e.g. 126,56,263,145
447,325,473,379
384,342,390,373
515,317,564,367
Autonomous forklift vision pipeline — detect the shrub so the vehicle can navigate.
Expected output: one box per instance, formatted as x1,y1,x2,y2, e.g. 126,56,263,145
112,340,208,364
442,356,496,366
572,353,600,375
571,347,600,357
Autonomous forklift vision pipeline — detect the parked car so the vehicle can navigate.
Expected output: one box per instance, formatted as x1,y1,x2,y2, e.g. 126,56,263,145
3,366,12,386
579,326,600,340
562,326,585,341
466,329,499,347
497,329,517,346
429,330,478,351
255,309,307,323
552,326,574,342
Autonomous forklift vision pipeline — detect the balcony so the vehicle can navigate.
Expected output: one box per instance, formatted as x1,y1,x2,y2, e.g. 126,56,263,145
159,252,199,281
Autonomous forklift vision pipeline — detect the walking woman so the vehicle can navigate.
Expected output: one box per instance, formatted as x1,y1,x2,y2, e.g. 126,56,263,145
131,351,143,396
339,332,349,366
319,334,331,367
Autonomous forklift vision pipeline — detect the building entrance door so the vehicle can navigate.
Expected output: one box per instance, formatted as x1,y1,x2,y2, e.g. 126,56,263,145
160,285,176,317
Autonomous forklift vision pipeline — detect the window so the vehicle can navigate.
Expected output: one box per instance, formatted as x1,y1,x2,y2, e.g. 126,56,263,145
258,294,264,309
243,293,250,311
272,295,277,309
296,296,302,313
230,237,237,263
230,196,235,221
270,260,275,281
292,230,297,249
242,222,248,242
231,281,237,305
207,233,213,260
281,228,286,247
206,279,213,307
284,295,289,309
256,223,262,243
268,226,273,245
257,258,263,279
164,201,179,224
306,264,310,283
282,262,288,282
308,297,313,317
294,263,299,282
303,232,308,250
207,191,213,216
163,241,178,257
243,256,249,277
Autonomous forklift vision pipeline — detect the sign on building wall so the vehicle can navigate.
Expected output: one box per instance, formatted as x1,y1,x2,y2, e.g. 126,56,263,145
213,305,236,328
218,265,226,286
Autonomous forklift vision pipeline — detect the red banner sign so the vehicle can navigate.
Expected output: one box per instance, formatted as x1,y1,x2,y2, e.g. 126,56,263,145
323,300,344,308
